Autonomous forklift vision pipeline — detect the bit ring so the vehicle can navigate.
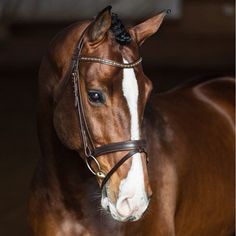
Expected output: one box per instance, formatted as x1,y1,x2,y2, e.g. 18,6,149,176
85,155,105,178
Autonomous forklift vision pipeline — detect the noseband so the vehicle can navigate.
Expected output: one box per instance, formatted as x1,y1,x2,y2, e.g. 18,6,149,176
69,23,147,189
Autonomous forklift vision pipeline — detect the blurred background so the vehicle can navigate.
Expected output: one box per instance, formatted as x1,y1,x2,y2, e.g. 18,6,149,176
0,0,234,235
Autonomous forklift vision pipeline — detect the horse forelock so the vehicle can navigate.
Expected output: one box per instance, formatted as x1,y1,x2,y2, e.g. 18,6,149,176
110,13,132,45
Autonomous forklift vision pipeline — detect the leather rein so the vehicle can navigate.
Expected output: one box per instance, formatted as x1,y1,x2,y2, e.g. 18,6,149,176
68,23,147,189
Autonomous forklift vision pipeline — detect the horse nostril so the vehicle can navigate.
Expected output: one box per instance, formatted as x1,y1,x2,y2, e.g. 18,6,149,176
116,197,133,217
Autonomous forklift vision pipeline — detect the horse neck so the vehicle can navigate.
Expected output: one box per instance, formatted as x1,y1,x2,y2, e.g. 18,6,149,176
143,98,176,163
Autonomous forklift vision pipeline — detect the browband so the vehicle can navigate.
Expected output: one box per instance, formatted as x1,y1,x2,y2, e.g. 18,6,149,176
79,56,142,68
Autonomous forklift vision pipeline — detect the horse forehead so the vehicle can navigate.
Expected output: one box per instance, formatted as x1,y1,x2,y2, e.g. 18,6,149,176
83,62,120,80
82,47,121,79
81,41,142,87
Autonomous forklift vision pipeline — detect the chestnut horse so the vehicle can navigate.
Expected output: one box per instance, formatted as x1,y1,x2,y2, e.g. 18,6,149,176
29,6,235,236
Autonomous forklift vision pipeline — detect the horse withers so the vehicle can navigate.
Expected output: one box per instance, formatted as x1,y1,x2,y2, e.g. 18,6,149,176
29,6,235,236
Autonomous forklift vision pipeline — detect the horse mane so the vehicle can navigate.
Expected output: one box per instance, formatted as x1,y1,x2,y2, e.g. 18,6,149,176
110,13,132,45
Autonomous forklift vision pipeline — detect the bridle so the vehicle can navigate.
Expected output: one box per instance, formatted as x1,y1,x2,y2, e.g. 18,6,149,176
67,22,148,189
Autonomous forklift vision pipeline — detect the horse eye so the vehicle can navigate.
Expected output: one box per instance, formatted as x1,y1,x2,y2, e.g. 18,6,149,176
88,90,105,104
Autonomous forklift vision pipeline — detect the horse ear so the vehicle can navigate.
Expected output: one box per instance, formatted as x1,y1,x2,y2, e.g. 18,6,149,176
130,10,169,46
87,6,112,44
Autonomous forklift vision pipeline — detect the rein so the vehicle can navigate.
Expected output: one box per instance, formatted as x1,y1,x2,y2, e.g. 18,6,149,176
69,22,147,189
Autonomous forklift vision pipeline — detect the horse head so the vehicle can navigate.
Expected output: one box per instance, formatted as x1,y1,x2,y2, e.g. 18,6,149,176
52,6,167,222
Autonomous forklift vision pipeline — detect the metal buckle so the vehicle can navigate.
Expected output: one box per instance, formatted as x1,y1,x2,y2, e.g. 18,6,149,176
85,155,105,178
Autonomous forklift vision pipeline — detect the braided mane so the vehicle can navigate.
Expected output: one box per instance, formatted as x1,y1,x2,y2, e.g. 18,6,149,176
110,13,132,45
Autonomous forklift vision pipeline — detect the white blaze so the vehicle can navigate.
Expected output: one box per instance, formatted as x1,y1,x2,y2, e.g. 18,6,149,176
101,58,148,222
121,58,144,188
122,59,140,140
115,58,147,219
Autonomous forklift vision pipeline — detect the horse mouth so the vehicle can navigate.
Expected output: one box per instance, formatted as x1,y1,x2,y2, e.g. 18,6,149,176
104,199,149,222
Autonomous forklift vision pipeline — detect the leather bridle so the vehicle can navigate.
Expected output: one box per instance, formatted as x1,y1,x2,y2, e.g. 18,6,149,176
69,23,148,189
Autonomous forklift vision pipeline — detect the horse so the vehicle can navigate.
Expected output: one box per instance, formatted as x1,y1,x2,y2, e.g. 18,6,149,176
29,6,235,236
